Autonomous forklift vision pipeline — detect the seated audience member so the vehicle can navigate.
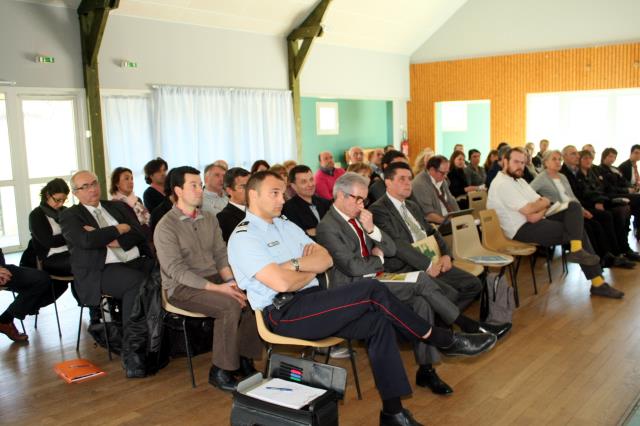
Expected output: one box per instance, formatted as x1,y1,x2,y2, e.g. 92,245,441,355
523,148,538,182
582,144,596,160
483,149,499,176
563,147,640,263
29,178,73,277
143,157,168,213
202,163,229,216
282,165,331,239
465,149,486,187
383,144,395,153
532,139,549,170
531,151,634,269
448,151,480,209
154,166,261,392
150,168,177,232
110,167,151,227
486,144,510,188
412,155,459,226
369,150,408,204
216,167,250,243
617,144,640,192
250,160,270,174
348,146,364,165
314,151,345,200
60,171,155,376
598,147,640,237
283,160,297,174
318,171,503,394
347,162,373,179
413,148,434,176
368,148,385,179
228,171,496,426
524,142,535,159
487,148,623,299
213,159,228,171
0,248,53,342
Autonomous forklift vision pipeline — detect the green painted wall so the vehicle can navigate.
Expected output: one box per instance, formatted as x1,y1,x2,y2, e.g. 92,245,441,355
435,101,490,159
301,97,393,170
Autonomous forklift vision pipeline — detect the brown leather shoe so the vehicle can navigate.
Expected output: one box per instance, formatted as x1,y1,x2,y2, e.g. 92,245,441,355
0,321,28,342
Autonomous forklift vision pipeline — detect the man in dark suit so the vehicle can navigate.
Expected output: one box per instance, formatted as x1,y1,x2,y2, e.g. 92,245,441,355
216,167,250,243
367,150,408,205
60,170,154,377
317,172,500,396
282,165,331,239
617,144,640,191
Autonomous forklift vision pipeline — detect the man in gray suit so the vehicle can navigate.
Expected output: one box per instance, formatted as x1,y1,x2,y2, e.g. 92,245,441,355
317,172,501,396
411,155,459,229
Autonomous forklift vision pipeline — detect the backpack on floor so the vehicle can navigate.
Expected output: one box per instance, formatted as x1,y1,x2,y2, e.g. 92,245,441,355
480,272,515,324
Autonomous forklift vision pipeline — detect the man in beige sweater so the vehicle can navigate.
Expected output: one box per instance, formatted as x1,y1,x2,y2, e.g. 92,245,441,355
154,166,262,392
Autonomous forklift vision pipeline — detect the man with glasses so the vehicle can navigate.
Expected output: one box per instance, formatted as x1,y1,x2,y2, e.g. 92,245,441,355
411,155,459,228
60,170,154,377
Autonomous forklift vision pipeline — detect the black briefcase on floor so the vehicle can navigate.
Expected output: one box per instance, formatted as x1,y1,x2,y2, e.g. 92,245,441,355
230,354,346,426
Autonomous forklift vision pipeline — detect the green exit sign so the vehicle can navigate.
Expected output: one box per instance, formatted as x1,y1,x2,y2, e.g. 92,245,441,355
36,55,55,64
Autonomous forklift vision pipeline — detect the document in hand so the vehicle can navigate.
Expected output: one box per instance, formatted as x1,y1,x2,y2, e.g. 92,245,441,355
377,271,420,283
54,359,106,384
245,378,327,409
545,201,570,217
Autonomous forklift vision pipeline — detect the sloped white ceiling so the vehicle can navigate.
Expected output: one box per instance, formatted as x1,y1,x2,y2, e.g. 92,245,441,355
411,0,640,63
15,0,467,55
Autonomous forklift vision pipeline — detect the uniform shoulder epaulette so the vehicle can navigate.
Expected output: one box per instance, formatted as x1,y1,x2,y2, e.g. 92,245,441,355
280,214,288,221
234,221,250,233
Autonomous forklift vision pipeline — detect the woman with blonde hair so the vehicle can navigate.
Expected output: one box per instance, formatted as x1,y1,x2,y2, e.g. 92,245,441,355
413,147,434,175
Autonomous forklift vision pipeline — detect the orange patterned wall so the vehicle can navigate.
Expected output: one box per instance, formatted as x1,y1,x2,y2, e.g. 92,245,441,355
408,42,640,156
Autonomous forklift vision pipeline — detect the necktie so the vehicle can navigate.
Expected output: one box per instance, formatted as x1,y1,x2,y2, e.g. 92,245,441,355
400,203,428,242
309,204,320,222
348,218,370,258
94,208,128,263
633,163,640,188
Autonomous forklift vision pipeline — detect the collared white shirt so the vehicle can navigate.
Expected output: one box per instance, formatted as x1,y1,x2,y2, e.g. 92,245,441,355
202,189,229,216
229,201,246,212
487,172,540,238
429,175,449,216
83,203,140,264
46,216,68,257
386,193,425,243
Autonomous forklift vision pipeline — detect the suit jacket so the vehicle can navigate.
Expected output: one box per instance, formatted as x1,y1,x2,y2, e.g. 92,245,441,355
370,194,450,273
618,159,634,184
282,195,331,235
411,171,459,219
216,203,246,243
60,200,151,306
599,164,631,194
316,207,396,286
28,205,68,261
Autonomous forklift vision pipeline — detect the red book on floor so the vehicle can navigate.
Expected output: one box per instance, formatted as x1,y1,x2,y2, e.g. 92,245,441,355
54,359,106,384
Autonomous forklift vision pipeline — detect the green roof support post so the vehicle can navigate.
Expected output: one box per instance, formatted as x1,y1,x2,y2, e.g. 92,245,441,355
287,0,332,162
77,0,119,195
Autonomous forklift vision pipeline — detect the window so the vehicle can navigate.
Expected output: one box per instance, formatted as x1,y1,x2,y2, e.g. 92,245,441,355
316,102,339,135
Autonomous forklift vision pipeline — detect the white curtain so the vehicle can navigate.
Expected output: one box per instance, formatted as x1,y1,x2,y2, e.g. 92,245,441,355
153,86,296,170
102,95,154,193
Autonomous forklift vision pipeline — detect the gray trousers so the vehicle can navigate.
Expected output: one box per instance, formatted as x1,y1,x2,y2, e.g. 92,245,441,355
431,266,483,311
513,201,602,280
169,284,263,370
383,271,461,366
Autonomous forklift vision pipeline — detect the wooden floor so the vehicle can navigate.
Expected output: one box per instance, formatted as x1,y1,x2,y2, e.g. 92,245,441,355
2,244,640,426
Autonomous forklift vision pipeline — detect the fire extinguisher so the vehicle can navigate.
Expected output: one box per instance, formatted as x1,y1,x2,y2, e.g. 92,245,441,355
400,128,409,156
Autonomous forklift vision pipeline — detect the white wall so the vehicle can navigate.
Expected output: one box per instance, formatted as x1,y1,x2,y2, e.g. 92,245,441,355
0,1,410,103
411,0,640,64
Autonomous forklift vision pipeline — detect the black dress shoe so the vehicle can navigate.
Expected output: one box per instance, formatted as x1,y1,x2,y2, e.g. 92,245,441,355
590,283,624,299
123,354,147,379
613,255,636,269
416,368,453,395
439,332,497,357
380,409,423,426
209,365,238,392
236,357,258,379
125,366,147,379
624,251,640,262
478,322,512,340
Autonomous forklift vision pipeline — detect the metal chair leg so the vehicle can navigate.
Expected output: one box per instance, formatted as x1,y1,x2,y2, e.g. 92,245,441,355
34,313,38,329
51,282,62,338
10,292,26,334
182,317,196,388
264,345,273,377
509,263,520,307
100,299,112,361
529,255,538,295
347,340,362,400
546,246,554,283
324,347,330,364
76,305,84,352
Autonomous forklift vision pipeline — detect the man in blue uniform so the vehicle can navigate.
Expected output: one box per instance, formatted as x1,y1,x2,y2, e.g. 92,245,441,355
228,171,496,426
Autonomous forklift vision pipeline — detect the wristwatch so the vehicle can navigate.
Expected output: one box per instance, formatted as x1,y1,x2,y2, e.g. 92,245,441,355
290,258,300,272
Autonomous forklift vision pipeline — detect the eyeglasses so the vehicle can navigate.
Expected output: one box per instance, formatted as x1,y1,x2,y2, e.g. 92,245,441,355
50,196,67,204
74,180,99,191
435,169,449,175
344,192,366,204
